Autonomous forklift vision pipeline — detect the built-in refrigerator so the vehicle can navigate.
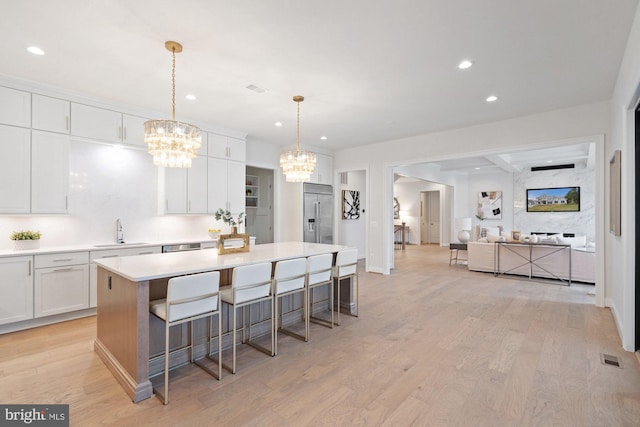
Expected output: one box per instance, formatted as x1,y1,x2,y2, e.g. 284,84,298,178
303,183,333,244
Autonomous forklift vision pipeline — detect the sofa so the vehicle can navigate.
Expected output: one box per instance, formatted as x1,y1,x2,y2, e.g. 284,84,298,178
467,239,595,284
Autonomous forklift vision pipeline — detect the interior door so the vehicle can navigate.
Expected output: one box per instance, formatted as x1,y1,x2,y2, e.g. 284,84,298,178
426,191,440,244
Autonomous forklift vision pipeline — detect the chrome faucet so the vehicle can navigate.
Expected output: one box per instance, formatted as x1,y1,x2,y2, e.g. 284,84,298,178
116,218,124,244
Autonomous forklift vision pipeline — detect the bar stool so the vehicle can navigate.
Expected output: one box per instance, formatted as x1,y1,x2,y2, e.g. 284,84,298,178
220,262,273,374
273,257,308,356
334,248,359,325
307,253,334,331
149,271,221,405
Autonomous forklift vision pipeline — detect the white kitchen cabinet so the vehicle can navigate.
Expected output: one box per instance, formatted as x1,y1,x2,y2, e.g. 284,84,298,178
31,131,69,214
207,133,245,161
187,155,208,213
71,103,123,143
227,160,246,213
0,86,31,128
207,158,245,214
32,94,70,134
122,114,148,147
34,252,89,318
0,256,33,325
0,125,31,214
89,246,161,307
308,153,333,185
161,167,188,214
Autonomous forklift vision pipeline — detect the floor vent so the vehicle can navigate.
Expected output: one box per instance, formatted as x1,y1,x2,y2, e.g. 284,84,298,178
600,353,623,368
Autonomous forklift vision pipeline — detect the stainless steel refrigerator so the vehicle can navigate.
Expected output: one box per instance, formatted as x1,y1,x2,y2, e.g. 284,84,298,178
303,183,333,244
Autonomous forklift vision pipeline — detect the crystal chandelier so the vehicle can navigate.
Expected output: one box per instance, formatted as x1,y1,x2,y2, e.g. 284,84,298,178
144,41,201,168
280,96,316,182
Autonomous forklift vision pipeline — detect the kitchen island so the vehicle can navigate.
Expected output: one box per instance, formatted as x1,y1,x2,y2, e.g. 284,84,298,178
94,242,348,402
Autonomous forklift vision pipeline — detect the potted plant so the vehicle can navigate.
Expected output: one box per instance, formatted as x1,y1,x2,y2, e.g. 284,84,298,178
10,230,42,251
214,209,245,234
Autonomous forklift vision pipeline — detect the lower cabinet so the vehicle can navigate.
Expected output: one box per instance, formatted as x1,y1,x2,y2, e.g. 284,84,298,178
0,256,33,325
34,265,89,318
34,252,90,318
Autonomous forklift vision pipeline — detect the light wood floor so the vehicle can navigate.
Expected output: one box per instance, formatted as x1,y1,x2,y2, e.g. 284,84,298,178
1,244,640,426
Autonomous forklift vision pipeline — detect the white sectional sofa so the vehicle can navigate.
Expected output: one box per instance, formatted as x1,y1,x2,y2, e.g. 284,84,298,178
467,241,595,283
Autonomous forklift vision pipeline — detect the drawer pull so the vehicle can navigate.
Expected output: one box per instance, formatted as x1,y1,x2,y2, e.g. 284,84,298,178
53,267,73,272
101,255,118,258
138,252,154,255
53,258,73,262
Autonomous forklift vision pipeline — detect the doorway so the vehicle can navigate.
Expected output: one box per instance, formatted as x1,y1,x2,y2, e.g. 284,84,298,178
421,191,440,244
635,105,640,350
245,166,274,244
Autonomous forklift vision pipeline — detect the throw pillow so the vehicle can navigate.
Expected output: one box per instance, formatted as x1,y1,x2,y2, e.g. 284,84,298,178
487,233,505,243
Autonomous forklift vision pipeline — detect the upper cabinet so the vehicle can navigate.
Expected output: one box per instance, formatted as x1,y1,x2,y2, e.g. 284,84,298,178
0,86,31,128
32,94,70,134
31,131,69,214
208,133,245,161
71,103,122,143
0,125,31,213
308,154,333,185
122,114,148,147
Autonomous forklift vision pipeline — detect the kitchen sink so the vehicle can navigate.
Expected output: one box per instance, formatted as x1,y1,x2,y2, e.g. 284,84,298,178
93,242,147,248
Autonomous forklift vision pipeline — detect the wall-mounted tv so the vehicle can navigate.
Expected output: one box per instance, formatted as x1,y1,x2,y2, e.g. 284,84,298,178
526,187,580,212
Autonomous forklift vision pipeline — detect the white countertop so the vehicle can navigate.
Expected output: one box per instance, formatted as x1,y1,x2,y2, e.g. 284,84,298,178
94,242,348,282
0,238,219,258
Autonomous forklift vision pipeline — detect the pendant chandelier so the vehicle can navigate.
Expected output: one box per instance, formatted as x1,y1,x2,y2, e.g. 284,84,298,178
144,41,201,168
280,95,317,182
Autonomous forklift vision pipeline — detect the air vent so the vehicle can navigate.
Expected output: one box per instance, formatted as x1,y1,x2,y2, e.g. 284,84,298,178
340,172,348,185
531,164,575,172
246,84,266,93
600,353,622,368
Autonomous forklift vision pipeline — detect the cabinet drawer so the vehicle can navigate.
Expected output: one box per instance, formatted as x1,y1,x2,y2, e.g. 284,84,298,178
90,246,161,261
35,252,89,268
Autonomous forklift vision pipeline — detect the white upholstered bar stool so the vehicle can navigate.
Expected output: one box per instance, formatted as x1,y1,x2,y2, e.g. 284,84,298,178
307,253,334,331
334,248,359,326
220,262,274,374
273,258,308,356
149,271,222,405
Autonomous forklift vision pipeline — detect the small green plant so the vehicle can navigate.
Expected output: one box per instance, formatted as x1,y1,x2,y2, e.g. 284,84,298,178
10,230,42,240
214,209,244,227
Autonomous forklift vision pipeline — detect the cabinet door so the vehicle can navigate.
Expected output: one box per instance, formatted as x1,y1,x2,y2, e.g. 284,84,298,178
316,154,333,185
0,86,31,128
227,137,246,162
31,131,69,214
71,103,122,143
187,156,208,213
0,256,33,325
207,157,228,213
34,265,89,317
163,167,188,214
227,160,246,214
32,94,70,134
122,114,148,147
0,125,31,213
207,133,227,159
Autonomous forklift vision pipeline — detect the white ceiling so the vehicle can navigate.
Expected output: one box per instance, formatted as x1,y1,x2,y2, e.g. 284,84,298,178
1,1,637,151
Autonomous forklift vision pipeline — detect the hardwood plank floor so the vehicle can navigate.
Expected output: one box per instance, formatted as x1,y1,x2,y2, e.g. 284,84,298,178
1,244,639,426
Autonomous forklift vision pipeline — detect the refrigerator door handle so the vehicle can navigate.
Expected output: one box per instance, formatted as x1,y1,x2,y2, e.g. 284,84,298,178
315,201,320,243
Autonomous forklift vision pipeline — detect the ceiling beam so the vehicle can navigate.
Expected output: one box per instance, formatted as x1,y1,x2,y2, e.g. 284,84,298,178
484,154,522,173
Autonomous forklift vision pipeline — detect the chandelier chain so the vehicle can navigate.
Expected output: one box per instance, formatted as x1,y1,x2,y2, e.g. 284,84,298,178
171,46,176,121
296,101,301,150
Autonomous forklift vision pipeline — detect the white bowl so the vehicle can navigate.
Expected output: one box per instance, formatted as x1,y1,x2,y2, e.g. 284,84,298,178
208,231,220,239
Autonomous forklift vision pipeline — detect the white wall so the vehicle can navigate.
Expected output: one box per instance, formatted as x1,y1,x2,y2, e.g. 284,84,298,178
609,4,640,351
334,101,609,276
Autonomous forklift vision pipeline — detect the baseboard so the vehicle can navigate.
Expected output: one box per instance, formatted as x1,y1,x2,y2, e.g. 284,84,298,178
0,308,96,335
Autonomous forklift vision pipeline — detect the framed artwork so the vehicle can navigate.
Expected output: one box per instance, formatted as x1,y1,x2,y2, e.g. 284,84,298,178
610,150,621,236
477,191,502,220
343,190,361,220
393,197,400,219
526,187,580,212
511,230,521,242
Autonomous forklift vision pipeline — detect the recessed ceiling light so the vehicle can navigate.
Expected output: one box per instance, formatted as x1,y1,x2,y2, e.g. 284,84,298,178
27,46,45,56
320,136,327,140
547,160,553,163
274,122,283,127
486,95,498,102
475,167,480,170
185,94,196,101
458,60,473,69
